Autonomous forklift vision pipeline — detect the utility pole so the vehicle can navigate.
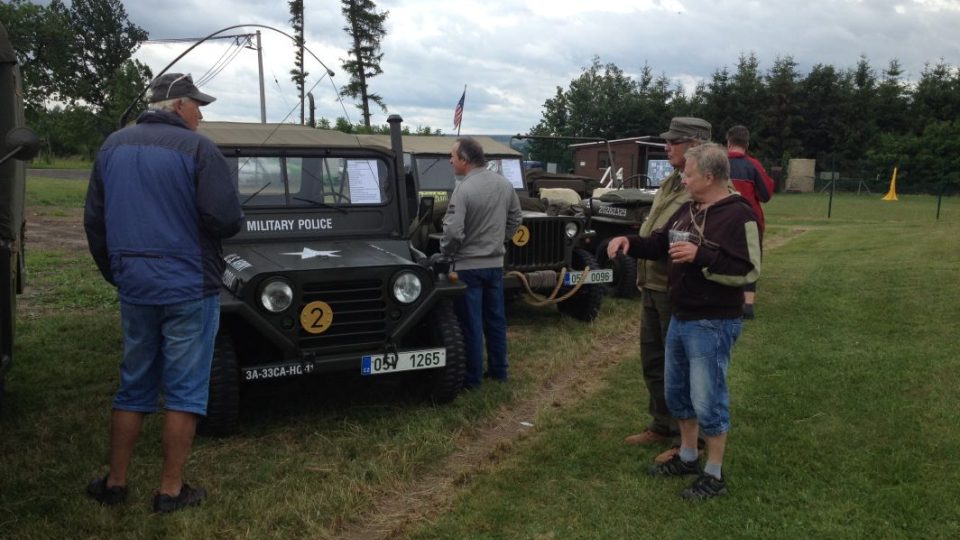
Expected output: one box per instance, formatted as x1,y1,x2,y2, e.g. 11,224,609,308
256,31,266,123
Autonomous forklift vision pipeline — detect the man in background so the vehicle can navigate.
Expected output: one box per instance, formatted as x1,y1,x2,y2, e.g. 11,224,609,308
726,125,774,319
622,117,711,453
84,73,243,513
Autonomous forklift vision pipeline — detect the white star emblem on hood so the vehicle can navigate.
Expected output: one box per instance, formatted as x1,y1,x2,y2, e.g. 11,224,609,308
282,248,342,260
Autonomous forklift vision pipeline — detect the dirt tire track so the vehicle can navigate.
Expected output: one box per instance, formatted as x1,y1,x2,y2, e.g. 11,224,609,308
332,327,631,540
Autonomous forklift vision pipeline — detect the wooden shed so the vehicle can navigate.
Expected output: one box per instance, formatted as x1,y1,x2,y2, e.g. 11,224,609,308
569,137,670,186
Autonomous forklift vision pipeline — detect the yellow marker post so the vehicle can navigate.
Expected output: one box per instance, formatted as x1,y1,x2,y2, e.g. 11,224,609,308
882,166,898,201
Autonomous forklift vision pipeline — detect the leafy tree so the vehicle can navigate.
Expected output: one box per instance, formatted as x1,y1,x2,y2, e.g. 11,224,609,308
874,60,910,136
324,117,426,135
53,0,148,110
526,87,572,170
0,0,74,110
760,56,803,161
728,53,767,147
288,0,307,124
340,0,388,127
797,63,852,164
0,0,150,156
911,60,960,133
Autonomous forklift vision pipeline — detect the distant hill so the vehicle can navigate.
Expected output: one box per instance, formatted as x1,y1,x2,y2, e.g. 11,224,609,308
485,134,528,155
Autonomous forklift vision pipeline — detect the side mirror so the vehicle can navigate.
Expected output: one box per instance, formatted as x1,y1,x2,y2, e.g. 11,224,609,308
1,127,41,165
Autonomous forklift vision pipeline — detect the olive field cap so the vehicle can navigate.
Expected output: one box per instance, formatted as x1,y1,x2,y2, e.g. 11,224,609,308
146,73,216,105
660,117,711,141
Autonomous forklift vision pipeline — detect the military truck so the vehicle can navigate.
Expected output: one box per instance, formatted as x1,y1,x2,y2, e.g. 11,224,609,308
197,117,466,434
374,134,609,322
0,22,41,411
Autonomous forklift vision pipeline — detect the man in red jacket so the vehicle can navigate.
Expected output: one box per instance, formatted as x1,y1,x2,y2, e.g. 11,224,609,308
726,125,774,319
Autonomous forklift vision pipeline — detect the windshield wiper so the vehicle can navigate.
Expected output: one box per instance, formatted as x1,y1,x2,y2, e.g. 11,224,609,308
292,196,348,214
241,182,271,206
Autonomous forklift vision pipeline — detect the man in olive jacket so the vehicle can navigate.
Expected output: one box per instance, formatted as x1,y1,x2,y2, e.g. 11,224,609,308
622,117,711,450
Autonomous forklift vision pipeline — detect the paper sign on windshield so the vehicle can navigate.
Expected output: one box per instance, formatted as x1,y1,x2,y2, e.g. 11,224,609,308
500,159,524,189
347,160,382,204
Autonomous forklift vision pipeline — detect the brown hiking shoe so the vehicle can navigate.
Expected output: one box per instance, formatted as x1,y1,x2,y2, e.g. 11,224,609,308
624,430,672,446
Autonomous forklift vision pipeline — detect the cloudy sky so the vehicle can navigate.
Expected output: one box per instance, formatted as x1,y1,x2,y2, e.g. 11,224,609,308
119,0,960,134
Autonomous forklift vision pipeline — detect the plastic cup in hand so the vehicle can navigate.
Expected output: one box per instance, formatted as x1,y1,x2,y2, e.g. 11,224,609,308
669,230,691,244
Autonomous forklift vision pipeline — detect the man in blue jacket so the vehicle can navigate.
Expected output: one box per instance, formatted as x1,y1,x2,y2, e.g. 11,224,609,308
84,73,243,513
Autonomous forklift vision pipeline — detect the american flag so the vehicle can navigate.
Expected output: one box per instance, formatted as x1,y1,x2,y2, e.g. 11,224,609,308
453,89,465,131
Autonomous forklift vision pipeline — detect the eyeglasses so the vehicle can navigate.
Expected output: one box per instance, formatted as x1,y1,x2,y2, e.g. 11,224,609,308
666,138,691,146
164,73,193,99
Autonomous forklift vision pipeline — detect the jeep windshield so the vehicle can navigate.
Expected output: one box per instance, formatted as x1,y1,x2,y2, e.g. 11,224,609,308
414,156,525,191
229,155,392,208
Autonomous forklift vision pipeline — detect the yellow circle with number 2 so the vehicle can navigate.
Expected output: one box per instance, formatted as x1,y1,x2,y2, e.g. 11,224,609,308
512,225,530,247
300,301,334,334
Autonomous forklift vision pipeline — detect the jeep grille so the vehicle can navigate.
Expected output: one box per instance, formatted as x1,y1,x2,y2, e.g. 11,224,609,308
298,278,387,349
506,219,566,271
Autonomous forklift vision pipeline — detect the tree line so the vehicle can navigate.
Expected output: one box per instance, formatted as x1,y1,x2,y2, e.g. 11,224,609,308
528,55,960,192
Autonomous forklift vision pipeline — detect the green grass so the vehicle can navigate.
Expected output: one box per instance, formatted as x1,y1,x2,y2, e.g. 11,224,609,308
408,193,960,539
28,156,93,169
25,177,88,207
3,188,960,538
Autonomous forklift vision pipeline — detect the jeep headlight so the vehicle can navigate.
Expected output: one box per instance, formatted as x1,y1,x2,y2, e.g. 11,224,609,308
260,279,294,313
392,271,422,304
564,222,580,239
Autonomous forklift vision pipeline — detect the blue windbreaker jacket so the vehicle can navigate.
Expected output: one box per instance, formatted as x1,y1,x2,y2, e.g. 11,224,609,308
84,110,243,304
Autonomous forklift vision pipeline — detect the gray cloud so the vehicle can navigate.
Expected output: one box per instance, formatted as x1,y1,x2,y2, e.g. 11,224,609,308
114,0,960,133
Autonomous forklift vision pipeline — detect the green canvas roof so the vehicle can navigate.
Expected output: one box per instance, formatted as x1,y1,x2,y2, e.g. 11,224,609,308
360,134,521,157
198,122,392,151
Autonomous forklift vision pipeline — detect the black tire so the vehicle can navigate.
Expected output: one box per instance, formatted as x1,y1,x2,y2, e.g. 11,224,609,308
610,253,640,299
418,300,465,403
199,329,240,436
558,248,604,322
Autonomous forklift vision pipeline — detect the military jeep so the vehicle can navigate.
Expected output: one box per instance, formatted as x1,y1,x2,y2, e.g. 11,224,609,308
371,134,609,322
0,22,40,412
197,117,466,434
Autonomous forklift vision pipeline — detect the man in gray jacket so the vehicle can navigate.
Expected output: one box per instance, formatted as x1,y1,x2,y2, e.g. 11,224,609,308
441,137,522,389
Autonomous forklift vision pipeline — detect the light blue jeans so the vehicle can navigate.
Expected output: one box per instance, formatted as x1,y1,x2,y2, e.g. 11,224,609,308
113,295,220,415
664,316,742,437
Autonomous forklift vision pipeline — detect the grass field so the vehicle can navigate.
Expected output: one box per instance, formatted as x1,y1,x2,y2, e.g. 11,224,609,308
2,180,959,538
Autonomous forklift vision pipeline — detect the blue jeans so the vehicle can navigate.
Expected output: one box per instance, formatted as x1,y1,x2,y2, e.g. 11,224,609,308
454,267,508,388
113,295,220,415
664,316,742,436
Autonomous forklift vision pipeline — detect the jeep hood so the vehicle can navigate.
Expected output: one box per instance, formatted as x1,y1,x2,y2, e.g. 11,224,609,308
223,240,413,279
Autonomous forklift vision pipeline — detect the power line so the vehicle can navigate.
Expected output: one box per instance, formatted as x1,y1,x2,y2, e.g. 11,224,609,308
145,33,255,44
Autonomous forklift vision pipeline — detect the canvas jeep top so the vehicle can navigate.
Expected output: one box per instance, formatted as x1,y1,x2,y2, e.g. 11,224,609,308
197,117,467,434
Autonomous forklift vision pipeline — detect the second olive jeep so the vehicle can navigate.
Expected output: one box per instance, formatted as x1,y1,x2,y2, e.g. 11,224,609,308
374,135,610,322
197,117,467,434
